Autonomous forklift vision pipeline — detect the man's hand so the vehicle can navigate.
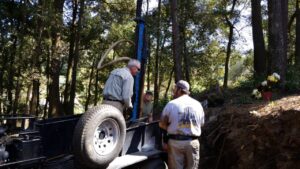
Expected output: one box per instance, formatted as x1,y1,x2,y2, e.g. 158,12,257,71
126,107,133,113
148,113,153,122
123,107,133,120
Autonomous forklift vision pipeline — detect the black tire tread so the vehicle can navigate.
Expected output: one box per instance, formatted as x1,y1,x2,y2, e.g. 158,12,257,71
73,105,125,168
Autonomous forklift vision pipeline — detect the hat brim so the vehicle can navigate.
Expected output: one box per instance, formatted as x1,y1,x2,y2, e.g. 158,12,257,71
182,89,190,94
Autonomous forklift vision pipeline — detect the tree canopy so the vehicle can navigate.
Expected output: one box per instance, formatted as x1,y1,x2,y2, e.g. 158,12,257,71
0,0,299,117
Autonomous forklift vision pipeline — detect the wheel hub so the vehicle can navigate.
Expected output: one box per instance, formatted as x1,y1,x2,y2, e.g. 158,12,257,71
93,118,120,155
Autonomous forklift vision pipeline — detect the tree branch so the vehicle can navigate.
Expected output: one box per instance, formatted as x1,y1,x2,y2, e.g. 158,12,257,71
97,57,131,70
288,11,297,33
97,39,134,69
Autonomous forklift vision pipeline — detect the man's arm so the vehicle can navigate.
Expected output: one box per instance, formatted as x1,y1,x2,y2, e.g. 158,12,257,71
159,104,170,130
122,77,134,108
148,103,154,121
200,106,205,127
159,104,171,151
159,116,169,130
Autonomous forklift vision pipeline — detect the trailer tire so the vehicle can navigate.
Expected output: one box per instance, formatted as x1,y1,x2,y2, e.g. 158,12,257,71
140,159,168,169
73,105,126,168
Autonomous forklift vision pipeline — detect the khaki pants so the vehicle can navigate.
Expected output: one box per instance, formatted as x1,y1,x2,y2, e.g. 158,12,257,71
168,139,200,169
102,100,124,113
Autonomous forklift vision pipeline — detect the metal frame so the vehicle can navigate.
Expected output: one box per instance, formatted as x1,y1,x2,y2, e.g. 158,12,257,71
0,0,165,168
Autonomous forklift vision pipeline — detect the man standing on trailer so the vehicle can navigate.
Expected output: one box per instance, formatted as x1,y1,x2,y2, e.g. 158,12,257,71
159,80,205,169
141,91,154,122
102,59,141,113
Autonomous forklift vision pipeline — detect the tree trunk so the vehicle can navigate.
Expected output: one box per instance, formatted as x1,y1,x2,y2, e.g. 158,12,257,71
268,0,288,86
154,0,162,113
146,38,151,91
68,0,85,115
7,36,17,114
94,69,99,106
223,23,234,89
64,0,78,110
146,0,151,91
44,46,51,117
296,0,300,66
0,46,3,114
48,0,65,117
158,36,167,95
30,52,41,116
223,0,237,89
48,57,61,117
0,69,3,114
182,31,190,84
251,0,267,77
30,80,40,116
85,58,95,111
13,68,21,114
180,0,190,84
25,84,32,114
281,0,288,57
170,0,183,82
29,1,45,116
0,57,7,114
12,3,27,113
164,68,174,99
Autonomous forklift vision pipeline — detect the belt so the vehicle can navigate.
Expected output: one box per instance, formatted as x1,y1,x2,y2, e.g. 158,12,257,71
168,134,199,141
103,97,124,104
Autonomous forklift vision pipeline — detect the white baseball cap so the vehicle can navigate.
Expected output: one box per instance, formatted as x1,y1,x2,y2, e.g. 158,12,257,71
176,80,190,94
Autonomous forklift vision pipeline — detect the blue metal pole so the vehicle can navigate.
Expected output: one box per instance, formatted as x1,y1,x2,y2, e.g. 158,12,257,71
131,20,145,121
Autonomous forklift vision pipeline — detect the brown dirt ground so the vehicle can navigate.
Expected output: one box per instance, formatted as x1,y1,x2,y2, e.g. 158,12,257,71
200,95,300,169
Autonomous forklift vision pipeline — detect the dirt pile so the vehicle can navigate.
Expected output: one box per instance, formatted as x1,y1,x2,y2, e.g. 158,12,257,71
200,95,300,169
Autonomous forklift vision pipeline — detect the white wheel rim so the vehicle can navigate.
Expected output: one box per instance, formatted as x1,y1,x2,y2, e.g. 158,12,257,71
93,118,120,155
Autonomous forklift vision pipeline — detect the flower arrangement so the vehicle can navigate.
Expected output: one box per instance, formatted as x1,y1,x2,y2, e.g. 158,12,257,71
252,89,261,99
267,73,280,83
252,73,280,100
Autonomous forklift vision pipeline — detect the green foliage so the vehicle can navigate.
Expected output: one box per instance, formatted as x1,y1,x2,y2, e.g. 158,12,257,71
0,0,299,116
190,40,226,89
156,97,170,113
286,66,300,92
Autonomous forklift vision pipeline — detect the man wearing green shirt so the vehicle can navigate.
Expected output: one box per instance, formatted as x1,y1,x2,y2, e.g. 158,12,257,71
141,91,153,122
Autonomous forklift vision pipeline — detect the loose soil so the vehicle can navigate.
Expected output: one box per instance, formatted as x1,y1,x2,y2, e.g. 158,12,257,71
200,95,300,169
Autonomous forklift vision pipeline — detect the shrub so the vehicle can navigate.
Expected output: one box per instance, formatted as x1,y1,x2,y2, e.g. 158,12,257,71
286,66,300,92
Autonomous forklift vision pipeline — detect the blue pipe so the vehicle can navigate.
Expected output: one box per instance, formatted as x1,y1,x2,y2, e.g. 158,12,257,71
131,20,145,121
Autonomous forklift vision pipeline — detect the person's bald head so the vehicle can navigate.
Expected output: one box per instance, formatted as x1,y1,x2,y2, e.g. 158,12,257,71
127,59,141,76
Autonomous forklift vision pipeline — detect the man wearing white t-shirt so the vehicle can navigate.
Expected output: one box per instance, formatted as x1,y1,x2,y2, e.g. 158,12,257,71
159,80,205,169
